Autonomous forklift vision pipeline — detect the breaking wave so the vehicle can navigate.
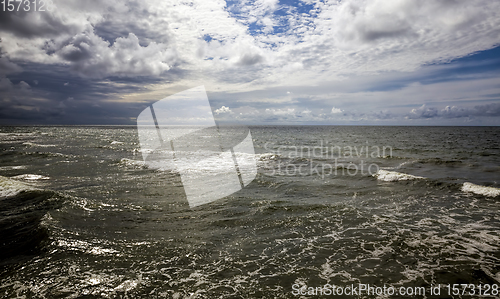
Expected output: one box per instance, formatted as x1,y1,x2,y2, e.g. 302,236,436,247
374,170,426,182
0,176,65,261
462,182,500,197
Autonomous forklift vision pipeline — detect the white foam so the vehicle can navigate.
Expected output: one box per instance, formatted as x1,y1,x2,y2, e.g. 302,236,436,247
145,150,249,175
0,165,27,171
462,182,500,197
111,141,124,145
12,174,50,181
396,160,417,169
0,175,36,198
22,142,56,147
257,153,281,161
0,132,35,137
57,239,119,255
119,158,146,168
114,279,140,292
374,169,425,182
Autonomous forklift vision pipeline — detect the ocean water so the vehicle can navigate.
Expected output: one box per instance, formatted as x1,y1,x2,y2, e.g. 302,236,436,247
0,126,499,298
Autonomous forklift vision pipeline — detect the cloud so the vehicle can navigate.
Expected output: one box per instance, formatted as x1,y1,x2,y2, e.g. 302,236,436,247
407,103,500,119
0,8,78,38
0,77,14,91
56,31,176,78
0,0,499,125
17,81,31,90
0,78,30,92
215,106,232,114
0,57,22,76
331,107,343,114
1,0,498,84
473,103,500,117
265,108,296,116
237,52,265,66
1,0,179,78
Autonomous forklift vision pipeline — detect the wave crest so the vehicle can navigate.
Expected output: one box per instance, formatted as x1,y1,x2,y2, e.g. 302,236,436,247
462,182,500,197
374,170,426,182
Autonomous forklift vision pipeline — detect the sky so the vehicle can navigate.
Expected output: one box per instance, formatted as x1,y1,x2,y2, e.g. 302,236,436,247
0,0,499,125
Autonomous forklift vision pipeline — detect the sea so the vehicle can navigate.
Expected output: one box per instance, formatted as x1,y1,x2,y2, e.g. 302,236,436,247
0,126,499,298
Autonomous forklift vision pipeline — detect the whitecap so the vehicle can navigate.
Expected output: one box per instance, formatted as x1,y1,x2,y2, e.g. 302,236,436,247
257,153,281,161
119,158,146,168
374,169,425,182
22,142,56,147
0,165,27,171
462,182,500,197
12,174,50,181
0,175,36,198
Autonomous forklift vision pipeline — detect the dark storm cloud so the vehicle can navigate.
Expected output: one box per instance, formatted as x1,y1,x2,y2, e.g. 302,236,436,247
0,62,161,125
0,57,22,76
0,9,77,38
1,0,178,79
0,97,144,125
0,80,148,125
57,32,96,62
474,103,500,117
7,63,150,98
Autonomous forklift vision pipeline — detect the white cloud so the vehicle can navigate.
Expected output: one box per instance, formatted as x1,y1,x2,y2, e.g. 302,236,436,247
56,31,176,78
215,106,232,114
331,107,343,114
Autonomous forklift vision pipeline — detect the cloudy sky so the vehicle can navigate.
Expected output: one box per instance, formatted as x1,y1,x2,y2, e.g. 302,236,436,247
1,0,499,125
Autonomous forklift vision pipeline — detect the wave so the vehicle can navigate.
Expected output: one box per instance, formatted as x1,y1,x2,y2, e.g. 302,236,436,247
12,174,50,181
257,153,281,161
462,182,500,197
16,151,70,158
134,151,296,173
374,171,500,197
374,170,426,182
118,158,146,169
0,165,27,171
0,132,37,137
0,176,65,261
22,142,56,148
0,175,37,198
416,158,464,165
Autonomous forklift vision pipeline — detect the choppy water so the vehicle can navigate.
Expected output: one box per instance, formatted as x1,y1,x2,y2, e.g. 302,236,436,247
0,126,499,298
